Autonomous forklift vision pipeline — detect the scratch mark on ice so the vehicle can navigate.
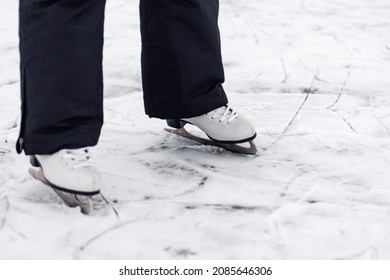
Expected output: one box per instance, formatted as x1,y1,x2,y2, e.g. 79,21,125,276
372,114,390,132
259,73,317,154
281,74,316,135
299,59,330,83
74,219,140,259
235,64,276,93
336,112,357,133
337,246,379,260
280,171,310,197
183,202,272,213
280,57,290,83
99,193,120,219
327,70,352,110
0,193,10,232
385,42,390,52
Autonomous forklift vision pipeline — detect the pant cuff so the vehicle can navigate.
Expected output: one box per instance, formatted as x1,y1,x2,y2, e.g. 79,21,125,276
22,129,101,155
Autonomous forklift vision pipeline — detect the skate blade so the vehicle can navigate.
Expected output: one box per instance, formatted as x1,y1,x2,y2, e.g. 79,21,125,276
165,127,257,155
28,167,93,214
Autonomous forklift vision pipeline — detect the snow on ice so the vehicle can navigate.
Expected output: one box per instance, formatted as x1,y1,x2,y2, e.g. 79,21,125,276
0,0,390,259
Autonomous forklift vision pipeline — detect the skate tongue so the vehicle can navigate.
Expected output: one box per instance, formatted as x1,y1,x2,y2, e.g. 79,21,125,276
212,104,238,123
61,148,95,168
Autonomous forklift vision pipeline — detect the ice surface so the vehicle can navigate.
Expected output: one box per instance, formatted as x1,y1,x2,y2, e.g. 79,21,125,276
0,0,389,259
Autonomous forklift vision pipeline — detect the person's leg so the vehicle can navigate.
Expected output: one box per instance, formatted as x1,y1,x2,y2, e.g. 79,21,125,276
139,0,256,146
17,0,107,155
139,0,228,119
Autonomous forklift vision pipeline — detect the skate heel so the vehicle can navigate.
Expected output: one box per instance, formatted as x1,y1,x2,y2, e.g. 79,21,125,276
166,119,186,129
30,155,40,167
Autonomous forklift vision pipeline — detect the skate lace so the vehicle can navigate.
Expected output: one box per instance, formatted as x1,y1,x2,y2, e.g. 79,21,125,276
60,148,95,168
210,104,238,123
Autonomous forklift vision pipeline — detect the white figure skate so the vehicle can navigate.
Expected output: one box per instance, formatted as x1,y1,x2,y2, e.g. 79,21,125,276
165,104,257,154
28,148,101,214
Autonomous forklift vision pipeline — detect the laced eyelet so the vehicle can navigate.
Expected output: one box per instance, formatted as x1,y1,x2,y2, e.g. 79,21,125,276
208,104,238,123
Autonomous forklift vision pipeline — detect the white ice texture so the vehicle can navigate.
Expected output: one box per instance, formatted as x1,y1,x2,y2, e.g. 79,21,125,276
1,0,390,259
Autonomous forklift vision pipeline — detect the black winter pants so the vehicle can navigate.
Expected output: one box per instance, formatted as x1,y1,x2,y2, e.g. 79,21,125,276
18,0,228,155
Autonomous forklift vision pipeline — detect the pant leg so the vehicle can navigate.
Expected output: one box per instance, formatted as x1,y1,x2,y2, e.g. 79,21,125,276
17,0,106,155
139,0,228,119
